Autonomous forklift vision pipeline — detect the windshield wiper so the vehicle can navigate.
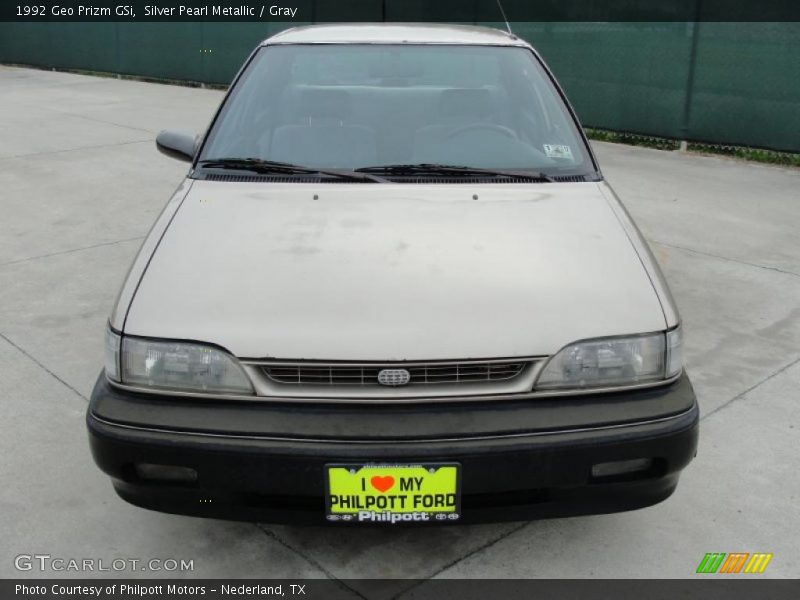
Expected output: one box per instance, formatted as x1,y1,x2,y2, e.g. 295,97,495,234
355,163,554,182
198,158,390,183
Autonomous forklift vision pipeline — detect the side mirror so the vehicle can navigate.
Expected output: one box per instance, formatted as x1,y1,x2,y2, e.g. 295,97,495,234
156,129,199,162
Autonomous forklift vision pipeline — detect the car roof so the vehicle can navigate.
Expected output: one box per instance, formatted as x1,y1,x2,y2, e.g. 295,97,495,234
262,23,528,47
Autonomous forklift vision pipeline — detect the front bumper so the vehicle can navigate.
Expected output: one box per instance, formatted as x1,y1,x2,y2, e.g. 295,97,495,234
87,373,698,524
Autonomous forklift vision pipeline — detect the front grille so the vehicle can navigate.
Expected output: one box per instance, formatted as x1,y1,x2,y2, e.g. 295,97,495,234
262,360,529,386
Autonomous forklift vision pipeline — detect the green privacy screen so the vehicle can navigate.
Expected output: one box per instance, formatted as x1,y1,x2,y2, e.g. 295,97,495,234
1,20,798,152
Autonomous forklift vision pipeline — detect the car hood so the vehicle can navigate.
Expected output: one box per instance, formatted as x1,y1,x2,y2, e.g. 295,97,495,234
123,180,666,359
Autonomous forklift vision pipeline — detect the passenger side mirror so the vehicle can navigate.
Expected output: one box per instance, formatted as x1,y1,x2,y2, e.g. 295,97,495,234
156,129,199,162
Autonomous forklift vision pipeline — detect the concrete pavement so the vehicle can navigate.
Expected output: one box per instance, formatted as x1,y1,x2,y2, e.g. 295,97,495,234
0,66,798,588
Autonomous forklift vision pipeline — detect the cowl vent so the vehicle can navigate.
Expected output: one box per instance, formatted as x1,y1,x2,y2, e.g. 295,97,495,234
200,173,590,184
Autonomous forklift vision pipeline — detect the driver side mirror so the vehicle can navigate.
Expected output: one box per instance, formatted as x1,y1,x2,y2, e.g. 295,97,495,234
156,129,200,162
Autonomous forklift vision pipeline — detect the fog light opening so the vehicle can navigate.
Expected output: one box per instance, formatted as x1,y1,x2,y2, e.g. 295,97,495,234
134,463,198,484
591,458,654,481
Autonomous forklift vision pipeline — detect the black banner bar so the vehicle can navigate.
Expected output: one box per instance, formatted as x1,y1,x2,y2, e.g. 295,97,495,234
3,0,800,23
4,579,800,600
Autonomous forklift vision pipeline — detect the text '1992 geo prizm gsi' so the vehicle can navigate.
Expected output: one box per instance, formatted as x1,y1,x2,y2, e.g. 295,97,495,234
87,24,698,525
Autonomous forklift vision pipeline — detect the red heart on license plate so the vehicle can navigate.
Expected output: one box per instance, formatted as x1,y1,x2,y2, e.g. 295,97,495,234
370,475,395,493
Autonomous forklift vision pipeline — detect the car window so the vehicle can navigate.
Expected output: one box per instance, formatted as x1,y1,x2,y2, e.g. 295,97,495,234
200,44,593,176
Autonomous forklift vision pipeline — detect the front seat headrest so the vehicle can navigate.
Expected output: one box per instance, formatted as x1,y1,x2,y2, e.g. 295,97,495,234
296,88,353,121
438,88,492,119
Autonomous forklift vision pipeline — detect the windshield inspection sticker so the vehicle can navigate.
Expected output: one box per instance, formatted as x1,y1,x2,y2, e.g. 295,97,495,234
543,144,574,159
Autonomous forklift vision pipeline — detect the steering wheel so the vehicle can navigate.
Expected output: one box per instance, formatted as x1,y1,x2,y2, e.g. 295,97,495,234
445,123,519,140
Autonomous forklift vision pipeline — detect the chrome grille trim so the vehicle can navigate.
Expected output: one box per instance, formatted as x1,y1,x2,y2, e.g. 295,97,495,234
239,357,546,400
260,359,530,386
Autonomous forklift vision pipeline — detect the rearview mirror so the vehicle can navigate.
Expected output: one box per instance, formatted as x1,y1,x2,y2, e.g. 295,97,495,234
156,129,199,162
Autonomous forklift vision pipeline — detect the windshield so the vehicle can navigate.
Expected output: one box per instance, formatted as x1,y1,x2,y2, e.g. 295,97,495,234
199,44,594,176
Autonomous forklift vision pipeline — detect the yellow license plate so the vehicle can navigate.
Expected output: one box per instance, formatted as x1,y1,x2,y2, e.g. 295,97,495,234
325,463,461,524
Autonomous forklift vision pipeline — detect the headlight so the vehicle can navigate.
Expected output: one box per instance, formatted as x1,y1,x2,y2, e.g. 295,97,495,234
113,335,253,395
535,329,682,391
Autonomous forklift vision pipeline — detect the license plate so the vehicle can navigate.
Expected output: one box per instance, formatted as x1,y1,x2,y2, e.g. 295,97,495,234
325,463,461,524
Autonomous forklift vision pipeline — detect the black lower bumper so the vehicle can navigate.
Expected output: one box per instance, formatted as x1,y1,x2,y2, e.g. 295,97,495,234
87,374,699,524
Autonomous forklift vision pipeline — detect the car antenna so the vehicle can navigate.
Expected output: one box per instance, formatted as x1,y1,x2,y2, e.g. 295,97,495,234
495,0,514,36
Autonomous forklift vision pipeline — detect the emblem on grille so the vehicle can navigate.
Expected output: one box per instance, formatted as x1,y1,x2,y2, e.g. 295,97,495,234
377,368,411,386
